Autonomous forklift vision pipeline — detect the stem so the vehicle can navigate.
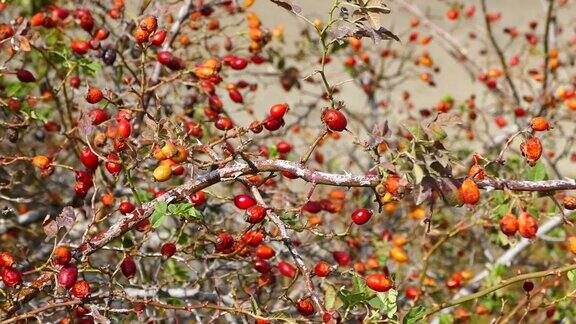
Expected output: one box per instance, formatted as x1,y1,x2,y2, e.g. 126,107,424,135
479,0,521,106
419,263,576,320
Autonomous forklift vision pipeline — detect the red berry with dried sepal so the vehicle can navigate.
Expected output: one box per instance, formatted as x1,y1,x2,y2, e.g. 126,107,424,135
119,201,135,215
105,153,122,174
215,232,235,252
296,298,315,316
314,261,331,277
88,108,109,125
160,242,177,258
269,103,289,119
322,109,347,132
246,205,267,223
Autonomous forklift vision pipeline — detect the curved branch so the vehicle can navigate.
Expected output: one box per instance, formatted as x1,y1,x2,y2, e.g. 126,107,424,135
420,262,576,320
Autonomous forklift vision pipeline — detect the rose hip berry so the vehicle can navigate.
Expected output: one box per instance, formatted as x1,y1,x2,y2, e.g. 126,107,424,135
322,108,347,132
234,194,256,209
351,208,373,225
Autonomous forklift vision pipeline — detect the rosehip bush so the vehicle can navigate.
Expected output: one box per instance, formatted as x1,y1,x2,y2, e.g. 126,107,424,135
2,0,576,322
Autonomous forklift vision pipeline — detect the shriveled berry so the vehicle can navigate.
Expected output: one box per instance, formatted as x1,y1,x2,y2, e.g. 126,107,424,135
1,267,22,287
71,280,91,298
215,232,235,252
246,205,267,223
500,213,518,236
86,87,103,104
520,136,542,166
563,195,576,210
0,252,15,267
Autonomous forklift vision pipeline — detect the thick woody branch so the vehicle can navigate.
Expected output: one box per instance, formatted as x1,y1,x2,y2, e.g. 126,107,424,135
3,159,576,319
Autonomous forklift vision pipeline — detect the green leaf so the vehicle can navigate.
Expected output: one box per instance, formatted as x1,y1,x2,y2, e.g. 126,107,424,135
407,124,426,141
339,288,369,306
268,144,279,159
403,306,426,324
368,294,385,309
5,82,33,97
164,259,189,281
150,201,168,228
428,122,447,141
526,160,547,181
352,274,369,294
135,189,154,203
438,313,454,324
167,202,202,219
325,285,343,310
568,269,576,289
413,163,424,184
78,58,103,77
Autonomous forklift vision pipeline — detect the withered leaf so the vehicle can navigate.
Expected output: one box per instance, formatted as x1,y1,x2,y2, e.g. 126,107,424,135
268,0,302,15
78,113,94,138
43,206,76,238
89,305,111,324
